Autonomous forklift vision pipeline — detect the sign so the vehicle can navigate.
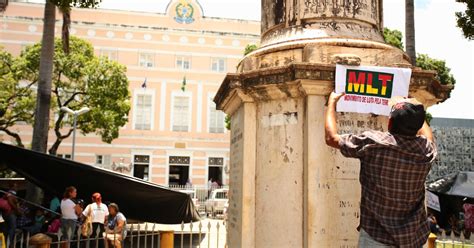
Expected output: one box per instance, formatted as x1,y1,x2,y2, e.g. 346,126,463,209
174,0,195,24
335,65,412,116
426,191,441,212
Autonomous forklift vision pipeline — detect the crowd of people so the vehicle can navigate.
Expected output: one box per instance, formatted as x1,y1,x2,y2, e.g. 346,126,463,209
0,186,127,248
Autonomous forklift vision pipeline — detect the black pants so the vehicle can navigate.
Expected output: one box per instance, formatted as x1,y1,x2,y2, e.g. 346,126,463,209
85,223,104,248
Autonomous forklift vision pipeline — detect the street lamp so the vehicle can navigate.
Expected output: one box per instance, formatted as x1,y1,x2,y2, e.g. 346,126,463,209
60,106,90,160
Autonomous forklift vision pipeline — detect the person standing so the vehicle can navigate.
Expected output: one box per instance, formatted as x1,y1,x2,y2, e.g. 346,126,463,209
325,92,437,247
60,186,80,241
82,193,108,248
104,203,126,248
0,191,18,247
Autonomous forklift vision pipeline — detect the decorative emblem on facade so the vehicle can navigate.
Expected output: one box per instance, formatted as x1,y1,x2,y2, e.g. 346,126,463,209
174,0,194,24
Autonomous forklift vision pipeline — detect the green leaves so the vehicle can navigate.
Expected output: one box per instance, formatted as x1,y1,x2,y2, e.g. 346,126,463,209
416,54,456,86
455,0,474,40
383,28,404,50
0,37,130,151
383,28,455,86
244,44,259,56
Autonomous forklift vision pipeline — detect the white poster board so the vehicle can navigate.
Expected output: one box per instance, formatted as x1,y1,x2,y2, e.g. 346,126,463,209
335,64,412,116
426,191,441,212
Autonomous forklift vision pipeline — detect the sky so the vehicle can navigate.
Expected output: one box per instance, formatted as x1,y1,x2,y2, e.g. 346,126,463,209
29,0,474,119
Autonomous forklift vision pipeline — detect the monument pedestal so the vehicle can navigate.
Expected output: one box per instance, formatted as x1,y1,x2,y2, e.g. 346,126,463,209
215,1,452,247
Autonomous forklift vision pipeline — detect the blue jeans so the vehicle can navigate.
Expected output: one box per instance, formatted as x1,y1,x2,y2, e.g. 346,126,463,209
4,213,16,248
358,229,395,248
60,219,77,240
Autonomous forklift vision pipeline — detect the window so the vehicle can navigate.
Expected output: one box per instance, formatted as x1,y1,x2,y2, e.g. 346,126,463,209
134,94,152,130
169,156,190,186
172,96,190,132
139,53,154,68
133,155,150,181
96,155,103,165
176,56,191,70
208,157,224,184
57,154,72,160
208,99,225,133
100,49,118,61
211,58,226,72
96,155,111,168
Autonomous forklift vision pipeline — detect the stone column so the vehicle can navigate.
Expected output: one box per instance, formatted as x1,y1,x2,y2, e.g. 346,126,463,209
215,1,452,247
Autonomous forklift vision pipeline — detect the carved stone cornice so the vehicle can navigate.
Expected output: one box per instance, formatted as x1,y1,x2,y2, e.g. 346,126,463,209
214,62,453,114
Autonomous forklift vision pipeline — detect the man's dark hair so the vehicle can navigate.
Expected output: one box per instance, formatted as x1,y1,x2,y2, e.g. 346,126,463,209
389,102,426,136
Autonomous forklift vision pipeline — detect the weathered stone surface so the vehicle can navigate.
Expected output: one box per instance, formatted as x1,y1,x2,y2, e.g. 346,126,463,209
216,0,452,247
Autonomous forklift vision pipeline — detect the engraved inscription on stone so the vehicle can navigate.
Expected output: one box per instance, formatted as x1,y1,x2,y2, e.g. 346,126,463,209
301,0,379,25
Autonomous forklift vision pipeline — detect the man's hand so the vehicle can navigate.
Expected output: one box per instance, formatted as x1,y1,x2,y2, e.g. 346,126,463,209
328,92,345,105
325,91,344,149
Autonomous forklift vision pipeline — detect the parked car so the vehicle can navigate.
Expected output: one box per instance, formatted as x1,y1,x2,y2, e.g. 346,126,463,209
178,189,200,210
205,189,228,218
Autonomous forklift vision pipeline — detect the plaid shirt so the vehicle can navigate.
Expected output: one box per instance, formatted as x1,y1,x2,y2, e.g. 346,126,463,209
339,130,437,248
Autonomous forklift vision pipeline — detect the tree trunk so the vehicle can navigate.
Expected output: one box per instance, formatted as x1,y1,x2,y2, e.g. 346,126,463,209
61,8,71,54
28,0,56,203
405,0,416,65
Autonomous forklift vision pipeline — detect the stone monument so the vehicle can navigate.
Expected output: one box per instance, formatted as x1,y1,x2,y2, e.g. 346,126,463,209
214,1,452,247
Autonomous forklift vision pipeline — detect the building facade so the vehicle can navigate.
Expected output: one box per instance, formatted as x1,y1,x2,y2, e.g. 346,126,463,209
428,118,474,181
0,0,260,186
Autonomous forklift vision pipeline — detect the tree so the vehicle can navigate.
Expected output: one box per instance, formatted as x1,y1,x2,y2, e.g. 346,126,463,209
456,0,474,40
383,28,404,50
384,28,456,86
16,37,131,155
405,0,416,65
244,44,259,56
28,0,101,203
416,54,456,86
0,47,36,148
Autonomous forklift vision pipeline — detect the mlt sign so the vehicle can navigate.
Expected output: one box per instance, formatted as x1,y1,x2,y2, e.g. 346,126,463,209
345,69,394,98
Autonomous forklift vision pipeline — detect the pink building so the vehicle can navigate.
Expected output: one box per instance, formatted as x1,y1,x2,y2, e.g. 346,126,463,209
0,0,260,186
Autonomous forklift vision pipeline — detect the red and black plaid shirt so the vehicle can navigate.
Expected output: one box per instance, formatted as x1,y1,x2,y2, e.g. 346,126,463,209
339,130,437,247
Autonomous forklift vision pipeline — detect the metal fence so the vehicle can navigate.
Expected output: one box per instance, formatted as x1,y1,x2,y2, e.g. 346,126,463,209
9,220,227,248
168,185,229,218
435,230,474,248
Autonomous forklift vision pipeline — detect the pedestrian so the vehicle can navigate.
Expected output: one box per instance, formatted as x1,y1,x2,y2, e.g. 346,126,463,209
0,192,16,247
82,193,108,248
463,199,473,239
60,186,81,241
103,203,126,248
0,191,19,248
22,209,45,235
325,92,437,247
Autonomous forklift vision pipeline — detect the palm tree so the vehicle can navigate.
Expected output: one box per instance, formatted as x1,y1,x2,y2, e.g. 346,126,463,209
27,0,56,203
60,6,71,54
405,0,416,65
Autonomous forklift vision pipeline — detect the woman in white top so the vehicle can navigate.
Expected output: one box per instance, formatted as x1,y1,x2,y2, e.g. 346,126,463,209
60,186,81,240
82,192,108,248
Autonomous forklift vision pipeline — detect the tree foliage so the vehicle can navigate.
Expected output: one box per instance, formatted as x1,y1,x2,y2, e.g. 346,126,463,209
455,0,474,40
244,44,259,56
2,37,130,154
0,47,36,147
383,28,455,86
416,54,456,86
383,28,404,50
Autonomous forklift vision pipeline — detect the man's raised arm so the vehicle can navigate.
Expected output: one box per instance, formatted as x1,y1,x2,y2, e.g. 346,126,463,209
325,92,345,149
417,121,434,143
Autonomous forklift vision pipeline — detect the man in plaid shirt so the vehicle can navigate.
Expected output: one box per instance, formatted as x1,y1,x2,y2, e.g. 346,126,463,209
325,92,437,248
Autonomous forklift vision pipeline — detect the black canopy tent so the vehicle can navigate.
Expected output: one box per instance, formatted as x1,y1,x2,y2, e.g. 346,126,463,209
426,171,474,227
0,143,200,224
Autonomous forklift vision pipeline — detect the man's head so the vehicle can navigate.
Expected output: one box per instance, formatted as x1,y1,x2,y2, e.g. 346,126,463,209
388,97,426,136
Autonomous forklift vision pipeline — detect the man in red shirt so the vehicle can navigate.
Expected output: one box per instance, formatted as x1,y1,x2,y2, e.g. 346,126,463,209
325,92,437,247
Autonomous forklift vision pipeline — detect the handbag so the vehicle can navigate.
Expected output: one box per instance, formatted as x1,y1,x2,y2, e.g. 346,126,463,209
81,204,93,237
